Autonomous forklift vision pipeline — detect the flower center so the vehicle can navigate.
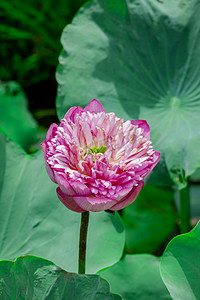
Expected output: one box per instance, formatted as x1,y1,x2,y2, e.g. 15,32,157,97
89,146,107,155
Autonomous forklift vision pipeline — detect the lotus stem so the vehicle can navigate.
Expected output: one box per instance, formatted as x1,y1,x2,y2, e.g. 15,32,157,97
78,211,89,274
179,186,191,233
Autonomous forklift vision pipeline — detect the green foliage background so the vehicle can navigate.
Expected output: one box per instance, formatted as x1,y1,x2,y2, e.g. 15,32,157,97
0,0,87,87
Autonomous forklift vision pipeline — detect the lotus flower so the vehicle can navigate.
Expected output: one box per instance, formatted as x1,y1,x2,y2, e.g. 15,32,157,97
41,99,160,212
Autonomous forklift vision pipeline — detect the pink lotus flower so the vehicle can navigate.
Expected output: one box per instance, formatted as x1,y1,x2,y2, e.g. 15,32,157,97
41,100,160,212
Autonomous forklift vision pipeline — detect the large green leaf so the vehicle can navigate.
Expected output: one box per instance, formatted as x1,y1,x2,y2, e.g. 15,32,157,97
123,185,177,253
0,81,38,151
56,0,200,187
0,256,121,300
0,132,125,274
160,221,200,300
98,254,171,300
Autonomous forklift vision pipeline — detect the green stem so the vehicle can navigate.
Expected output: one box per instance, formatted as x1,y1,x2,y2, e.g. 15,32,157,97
179,186,190,233
78,211,89,274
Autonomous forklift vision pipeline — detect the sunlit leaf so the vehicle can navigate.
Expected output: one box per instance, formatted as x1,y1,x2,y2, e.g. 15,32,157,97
160,221,200,300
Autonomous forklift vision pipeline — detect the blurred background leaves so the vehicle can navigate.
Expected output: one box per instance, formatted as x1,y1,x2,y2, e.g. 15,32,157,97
0,0,87,114
0,0,87,85
0,81,38,151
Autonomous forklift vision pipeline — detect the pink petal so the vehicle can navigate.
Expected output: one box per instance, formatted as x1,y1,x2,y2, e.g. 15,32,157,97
57,187,85,213
112,185,133,201
45,163,57,183
110,181,144,211
84,99,106,113
143,151,161,179
41,141,56,183
41,140,47,159
55,173,76,196
73,195,117,212
131,120,150,139
46,123,58,140
153,151,161,165
63,106,84,122
70,181,92,196
150,151,161,171
55,173,92,196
